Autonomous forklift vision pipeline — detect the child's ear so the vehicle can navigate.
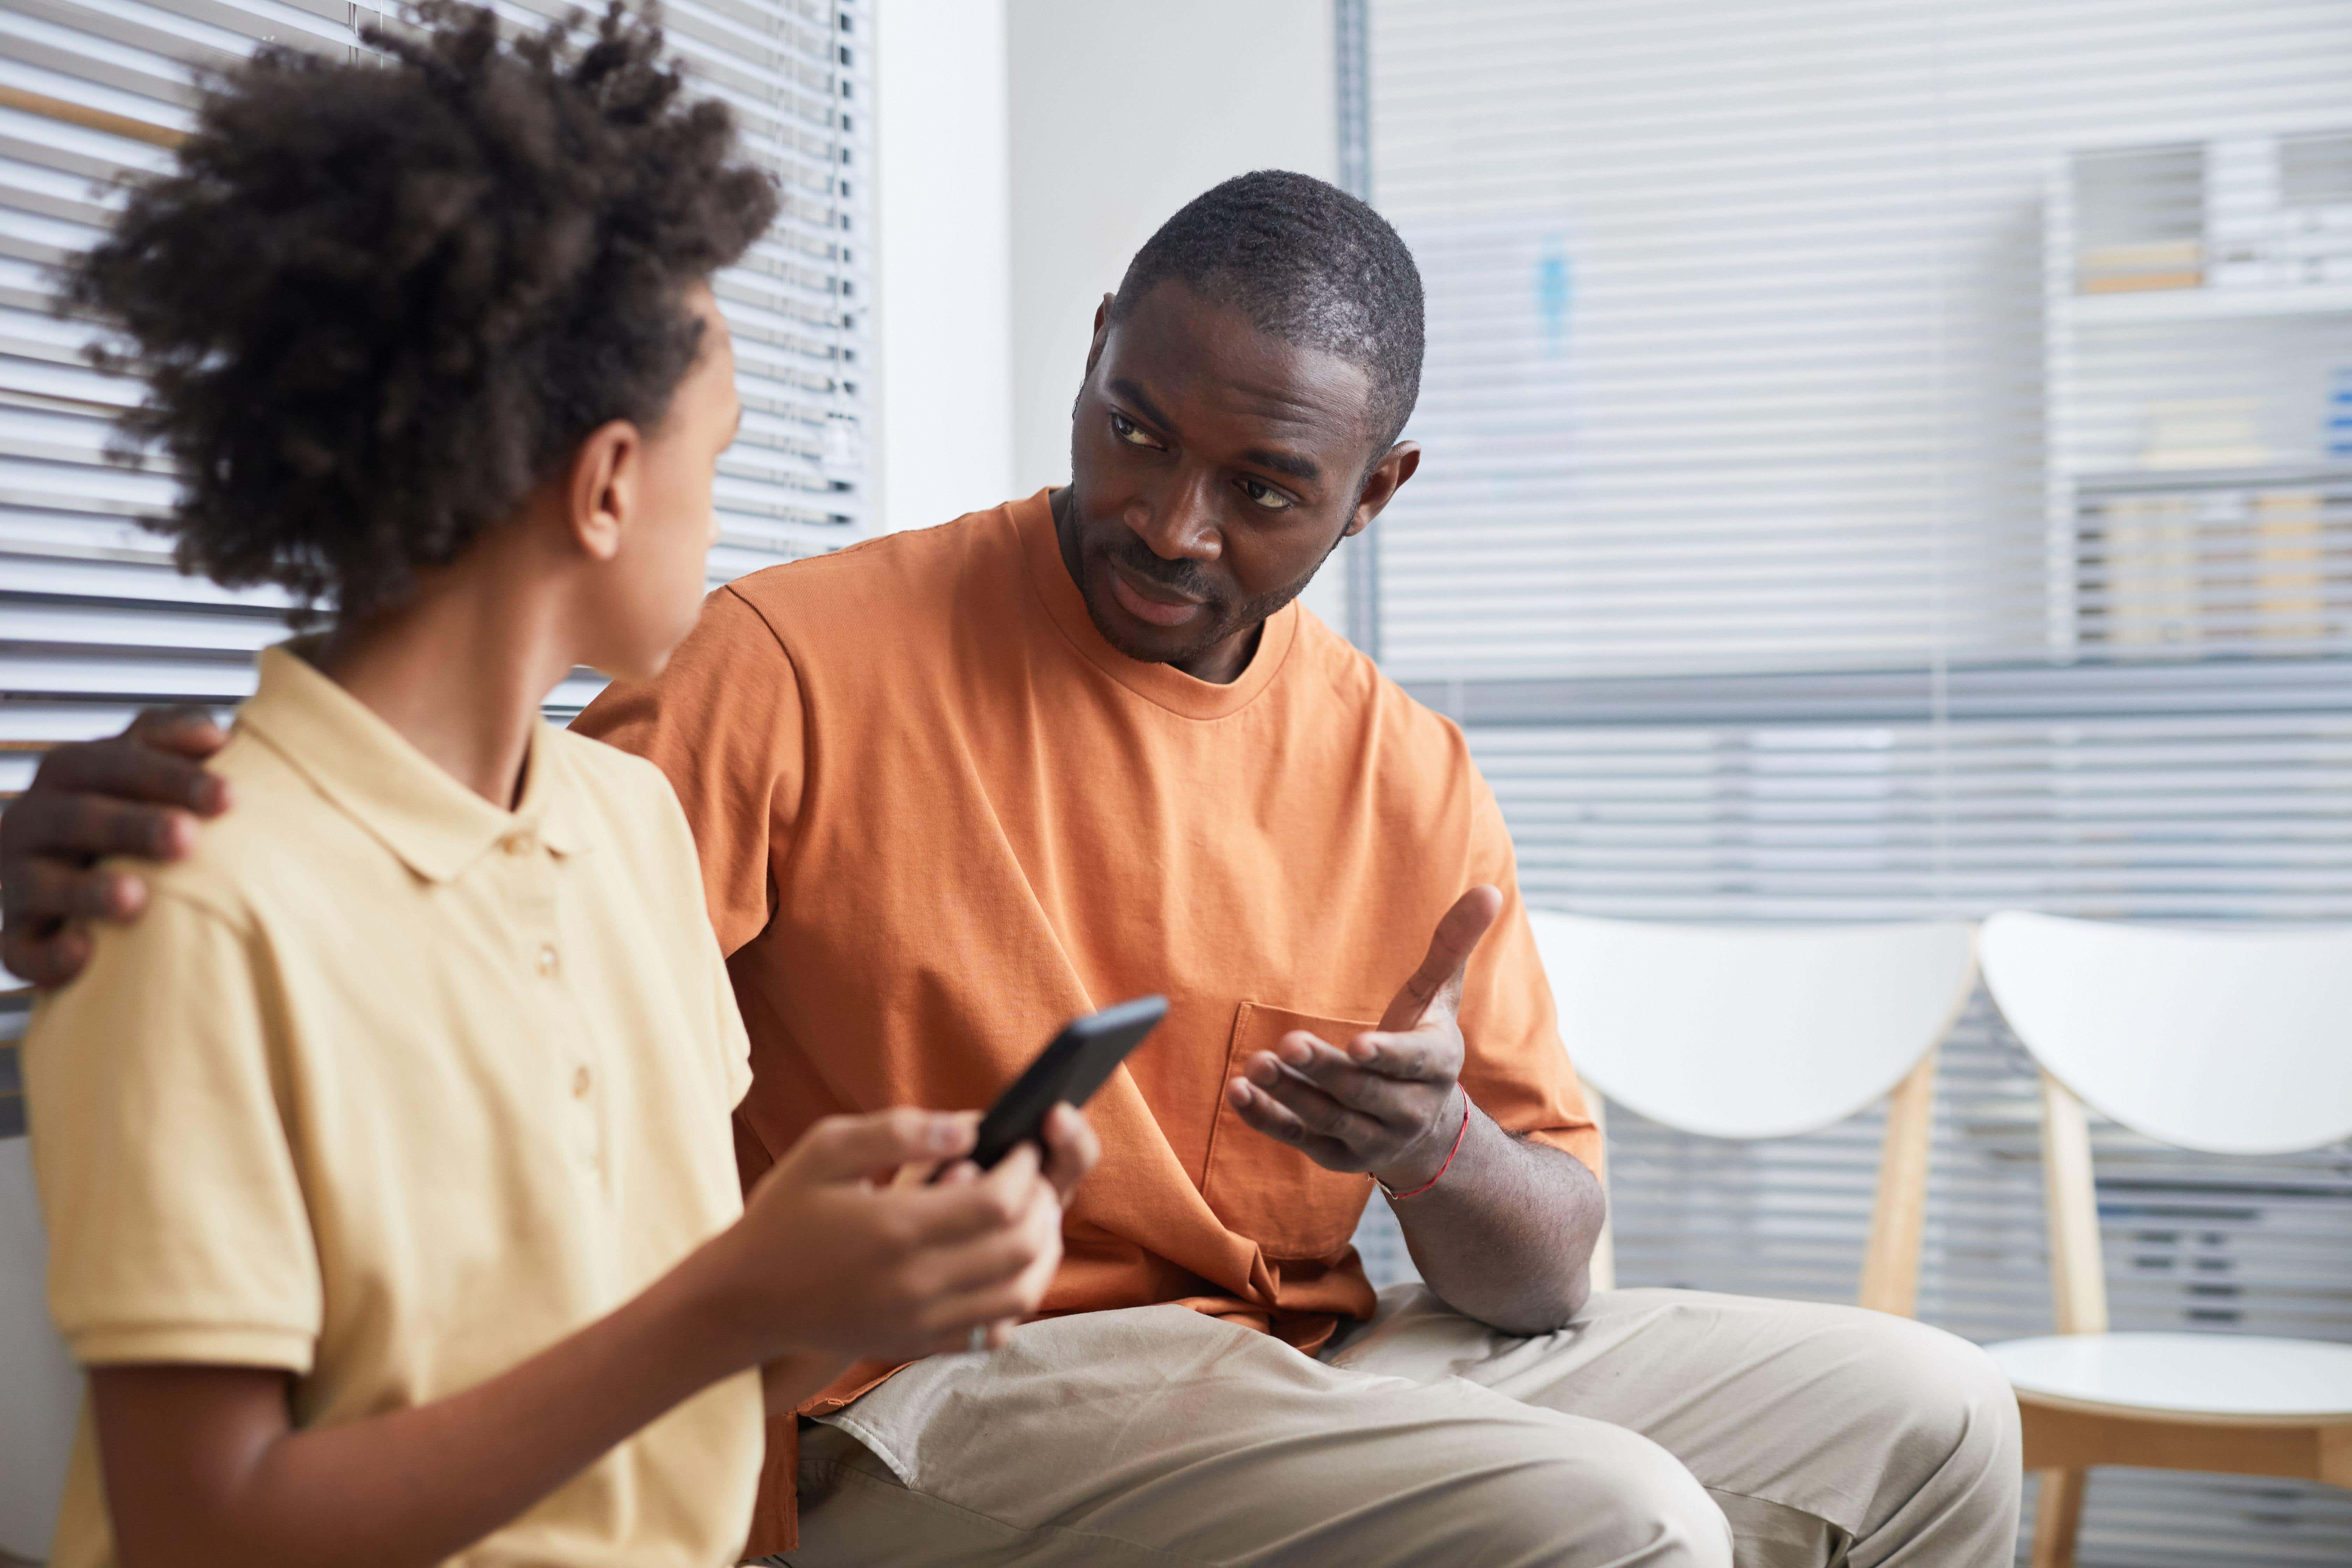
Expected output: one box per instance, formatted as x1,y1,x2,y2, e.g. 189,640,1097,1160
566,419,642,562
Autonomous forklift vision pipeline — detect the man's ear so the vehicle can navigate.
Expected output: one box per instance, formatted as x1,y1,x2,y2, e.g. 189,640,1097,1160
1345,441,1421,537
1083,292,1114,379
565,419,641,563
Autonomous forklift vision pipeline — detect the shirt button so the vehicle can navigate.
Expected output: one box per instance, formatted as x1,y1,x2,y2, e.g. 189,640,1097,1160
572,1064,592,1098
536,944,560,977
503,833,535,857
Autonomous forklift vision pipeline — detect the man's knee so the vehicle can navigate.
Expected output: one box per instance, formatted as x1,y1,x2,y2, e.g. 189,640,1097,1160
1474,1423,1734,1568
1842,1311,2023,1491
1574,1436,1737,1568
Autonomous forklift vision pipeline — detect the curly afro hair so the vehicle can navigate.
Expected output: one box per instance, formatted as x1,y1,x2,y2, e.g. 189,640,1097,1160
63,0,779,624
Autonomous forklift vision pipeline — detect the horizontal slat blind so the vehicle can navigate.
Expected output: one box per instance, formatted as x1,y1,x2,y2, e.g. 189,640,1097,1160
0,0,872,1050
1366,0,2352,681
1353,3,2352,1562
0,0,870,770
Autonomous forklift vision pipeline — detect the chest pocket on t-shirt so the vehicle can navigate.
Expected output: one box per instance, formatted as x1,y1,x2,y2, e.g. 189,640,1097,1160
1198,1002,1382,1260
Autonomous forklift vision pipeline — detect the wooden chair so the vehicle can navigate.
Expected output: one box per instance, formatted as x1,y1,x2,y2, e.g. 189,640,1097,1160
1526,912,1979,1313
1976,910,2352,1568
0,1134,79,1564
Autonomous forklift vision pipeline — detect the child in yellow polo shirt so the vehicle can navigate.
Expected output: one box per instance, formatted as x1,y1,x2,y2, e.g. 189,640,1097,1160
21,5,1094,1566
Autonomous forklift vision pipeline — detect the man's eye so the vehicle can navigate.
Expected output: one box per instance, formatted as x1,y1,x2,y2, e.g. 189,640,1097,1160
1238,477,1293,512
1110,411,1159,448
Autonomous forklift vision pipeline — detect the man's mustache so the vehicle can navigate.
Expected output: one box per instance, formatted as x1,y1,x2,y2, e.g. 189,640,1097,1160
1107,533,1217,600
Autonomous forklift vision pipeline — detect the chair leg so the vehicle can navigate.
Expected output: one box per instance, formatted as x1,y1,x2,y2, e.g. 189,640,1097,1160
2030,1469,2086,1568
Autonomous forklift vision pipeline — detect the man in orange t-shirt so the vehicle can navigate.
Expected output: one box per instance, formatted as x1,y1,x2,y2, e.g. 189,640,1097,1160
7,173,2019,1567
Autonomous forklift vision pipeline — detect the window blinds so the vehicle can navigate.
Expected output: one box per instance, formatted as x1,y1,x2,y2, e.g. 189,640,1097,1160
1370,0,2352,681
1349,3,2352,1563
0,0,872,1022
0,0,870,770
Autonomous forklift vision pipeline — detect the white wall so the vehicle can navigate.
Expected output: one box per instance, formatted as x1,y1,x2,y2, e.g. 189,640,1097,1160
872,0,1016,532
1003,0,1340,498
1003,0,1346,628
876,0,1352,634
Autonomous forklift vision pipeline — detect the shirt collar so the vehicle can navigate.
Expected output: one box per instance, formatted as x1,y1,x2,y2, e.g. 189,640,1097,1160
236,642,588,883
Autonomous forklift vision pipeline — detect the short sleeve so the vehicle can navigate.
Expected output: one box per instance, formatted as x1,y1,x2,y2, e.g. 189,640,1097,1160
713,961,753,1111
23,892,322,1372
668,781,754,1110
1452,773,1604,1177
574,585,809,958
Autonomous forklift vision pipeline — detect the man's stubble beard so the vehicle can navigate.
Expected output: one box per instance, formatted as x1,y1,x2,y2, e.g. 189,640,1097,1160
1057,479,1352,670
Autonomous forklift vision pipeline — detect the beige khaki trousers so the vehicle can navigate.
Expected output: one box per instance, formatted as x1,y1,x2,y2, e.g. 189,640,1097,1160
769,1285,2021,1568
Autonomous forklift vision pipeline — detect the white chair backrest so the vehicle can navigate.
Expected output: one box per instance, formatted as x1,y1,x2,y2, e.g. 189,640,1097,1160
0,1136,79,1560
1978,911,2352,1156
1527,912,1978,1140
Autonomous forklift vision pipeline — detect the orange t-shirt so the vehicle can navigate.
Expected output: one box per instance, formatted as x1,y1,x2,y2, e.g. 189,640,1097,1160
574,490,1597,1553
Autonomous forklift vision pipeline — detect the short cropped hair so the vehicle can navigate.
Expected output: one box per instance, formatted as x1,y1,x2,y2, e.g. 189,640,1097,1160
1108,170,1424,453
64,0,777,623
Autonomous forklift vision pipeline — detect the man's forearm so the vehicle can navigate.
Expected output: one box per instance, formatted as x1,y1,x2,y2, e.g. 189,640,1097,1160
1384,1100,1605,1335
97,1238,763,1568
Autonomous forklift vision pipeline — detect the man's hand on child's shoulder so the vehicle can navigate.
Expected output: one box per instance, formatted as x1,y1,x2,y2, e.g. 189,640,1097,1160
1,706,230,986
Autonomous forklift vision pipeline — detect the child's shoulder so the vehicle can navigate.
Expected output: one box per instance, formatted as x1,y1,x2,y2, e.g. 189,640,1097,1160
131,726,370,928
542,723,700,857
545,723,681,816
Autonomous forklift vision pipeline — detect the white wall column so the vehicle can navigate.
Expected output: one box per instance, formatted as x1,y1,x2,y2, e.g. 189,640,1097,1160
873,0,1016,532
1003,0,1349,631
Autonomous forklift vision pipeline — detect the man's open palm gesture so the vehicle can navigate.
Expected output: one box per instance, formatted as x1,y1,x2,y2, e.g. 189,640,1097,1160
1225,885,1501,1191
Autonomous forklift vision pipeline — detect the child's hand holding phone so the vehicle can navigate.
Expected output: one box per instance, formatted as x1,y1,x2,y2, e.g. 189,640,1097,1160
939,1102,1101,1350
709,1104,1098,1368
704,997,1147,1370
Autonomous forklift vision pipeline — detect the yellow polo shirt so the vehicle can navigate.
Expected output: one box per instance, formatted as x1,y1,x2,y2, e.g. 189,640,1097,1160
24,645,762,1568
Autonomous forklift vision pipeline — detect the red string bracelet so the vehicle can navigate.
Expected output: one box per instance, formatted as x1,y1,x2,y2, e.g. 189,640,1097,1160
1378,1093,1472,1201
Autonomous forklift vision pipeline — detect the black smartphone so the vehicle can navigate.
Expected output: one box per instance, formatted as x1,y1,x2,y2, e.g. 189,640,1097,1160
969,995,1169,1170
